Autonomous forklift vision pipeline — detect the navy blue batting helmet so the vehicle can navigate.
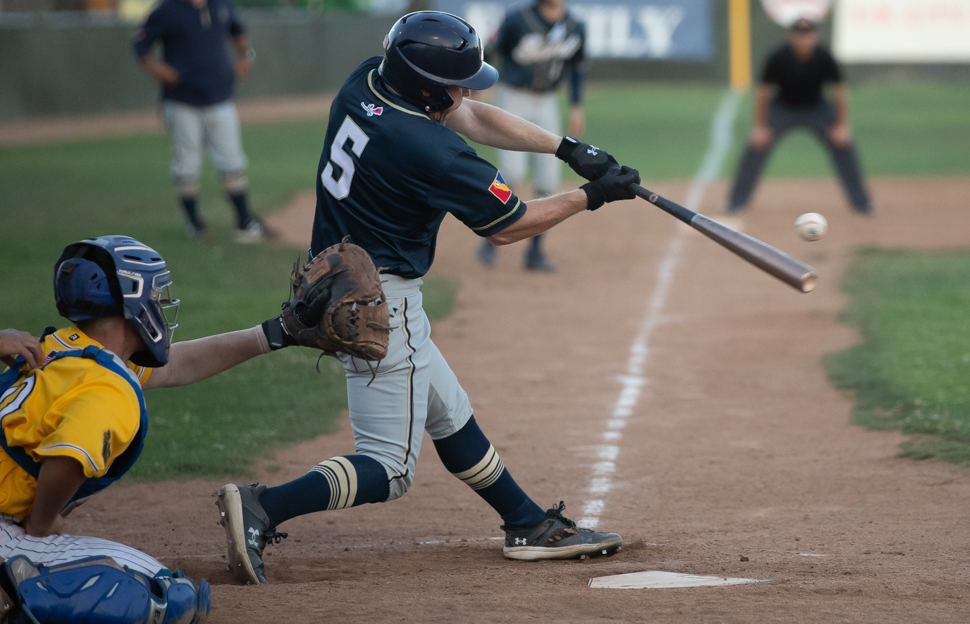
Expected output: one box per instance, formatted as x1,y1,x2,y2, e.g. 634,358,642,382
54,236,179,367
379,11,498,113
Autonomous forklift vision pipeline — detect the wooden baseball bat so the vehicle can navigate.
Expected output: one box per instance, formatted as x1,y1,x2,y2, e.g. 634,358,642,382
631,184,818,293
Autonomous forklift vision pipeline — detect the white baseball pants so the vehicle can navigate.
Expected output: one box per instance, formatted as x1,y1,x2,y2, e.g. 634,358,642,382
495,85,563,195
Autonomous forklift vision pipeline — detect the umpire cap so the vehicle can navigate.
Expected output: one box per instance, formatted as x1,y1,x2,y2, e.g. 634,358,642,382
380,11,498,113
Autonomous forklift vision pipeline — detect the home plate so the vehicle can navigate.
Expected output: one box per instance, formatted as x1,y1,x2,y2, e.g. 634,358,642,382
588,571,769,589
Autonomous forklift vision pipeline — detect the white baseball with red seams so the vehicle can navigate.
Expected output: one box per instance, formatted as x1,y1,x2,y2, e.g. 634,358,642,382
795,212,828,241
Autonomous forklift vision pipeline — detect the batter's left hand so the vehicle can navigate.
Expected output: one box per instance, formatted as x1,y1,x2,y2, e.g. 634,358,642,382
568,106,585,138
828,123,852,148
0,328,43,369
556,137,618,181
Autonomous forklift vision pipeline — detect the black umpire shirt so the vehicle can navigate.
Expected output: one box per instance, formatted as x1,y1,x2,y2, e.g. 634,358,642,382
762,44,842,108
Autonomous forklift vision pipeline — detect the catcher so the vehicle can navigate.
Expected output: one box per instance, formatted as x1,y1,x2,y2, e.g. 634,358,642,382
0,234,328,623
216,11,636,586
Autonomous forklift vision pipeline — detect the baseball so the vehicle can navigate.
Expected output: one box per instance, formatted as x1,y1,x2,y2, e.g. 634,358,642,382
795,212,828,241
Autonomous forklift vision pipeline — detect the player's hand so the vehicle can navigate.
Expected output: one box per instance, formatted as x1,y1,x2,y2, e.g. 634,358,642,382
556,137,618,181
236,57,252,80
568,106,585,138
158,63,179,87
828,123,852,148
750,124,772,150
0,329,43,369
581,165,640,211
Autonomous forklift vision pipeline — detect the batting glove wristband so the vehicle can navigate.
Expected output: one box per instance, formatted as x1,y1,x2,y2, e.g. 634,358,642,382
581,166,641,211
556,136,619,181
261,316,299,351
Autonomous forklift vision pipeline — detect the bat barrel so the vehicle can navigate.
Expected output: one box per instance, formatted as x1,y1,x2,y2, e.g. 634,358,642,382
691,215,818,293
631,184,817,293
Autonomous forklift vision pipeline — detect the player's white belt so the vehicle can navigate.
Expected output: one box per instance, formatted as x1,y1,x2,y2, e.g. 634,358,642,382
380,274,423,299
0,513,23,526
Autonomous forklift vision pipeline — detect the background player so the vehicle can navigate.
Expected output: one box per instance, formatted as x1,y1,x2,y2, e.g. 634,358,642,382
0,235,294,621
476,0,587,272
724,17,872,215
216,11,638,585
134,0,270,242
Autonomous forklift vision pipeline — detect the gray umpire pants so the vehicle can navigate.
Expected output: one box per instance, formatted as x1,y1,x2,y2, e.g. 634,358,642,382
728,100,871,210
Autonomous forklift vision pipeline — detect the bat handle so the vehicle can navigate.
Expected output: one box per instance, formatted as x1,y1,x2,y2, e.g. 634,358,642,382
630,184,697,225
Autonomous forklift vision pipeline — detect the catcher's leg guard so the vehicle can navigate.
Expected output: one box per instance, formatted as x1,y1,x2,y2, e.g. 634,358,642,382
1,555,210,624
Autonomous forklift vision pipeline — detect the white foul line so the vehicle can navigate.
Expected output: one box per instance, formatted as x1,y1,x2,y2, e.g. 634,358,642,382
579,90,743,529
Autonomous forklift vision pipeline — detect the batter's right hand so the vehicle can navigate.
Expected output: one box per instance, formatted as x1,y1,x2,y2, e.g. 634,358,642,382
0,328,43,369
556,137,619,181
581,166,640,211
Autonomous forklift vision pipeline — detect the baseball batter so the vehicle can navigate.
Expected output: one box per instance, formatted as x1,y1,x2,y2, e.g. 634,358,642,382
216,11,640,585
477,0,588,272
0,235,293,622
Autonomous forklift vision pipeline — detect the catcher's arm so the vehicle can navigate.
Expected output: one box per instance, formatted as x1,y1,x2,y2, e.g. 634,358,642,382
143,322,294,390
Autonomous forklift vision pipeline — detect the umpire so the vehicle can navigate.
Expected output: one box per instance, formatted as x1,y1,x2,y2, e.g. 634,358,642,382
477,0,587,272
134,0,268,242
725,18,872,215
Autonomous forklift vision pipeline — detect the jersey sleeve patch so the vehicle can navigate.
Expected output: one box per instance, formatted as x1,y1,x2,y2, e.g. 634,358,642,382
489,172,513,203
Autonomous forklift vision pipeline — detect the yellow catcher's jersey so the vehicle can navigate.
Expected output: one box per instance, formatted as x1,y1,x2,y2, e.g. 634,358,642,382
0,327,152,520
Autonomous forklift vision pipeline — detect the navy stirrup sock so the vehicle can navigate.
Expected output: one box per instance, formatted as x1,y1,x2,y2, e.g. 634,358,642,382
180,196,202,228
259,455,389,526
228,192,252,229
433,416,545,529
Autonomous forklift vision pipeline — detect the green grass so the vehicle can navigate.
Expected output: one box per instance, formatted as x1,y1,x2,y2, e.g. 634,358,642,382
2,81,967,477
825,249,970,465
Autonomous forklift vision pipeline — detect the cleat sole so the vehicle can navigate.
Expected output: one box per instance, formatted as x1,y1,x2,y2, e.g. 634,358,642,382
503,536,623,562
215,484,262,585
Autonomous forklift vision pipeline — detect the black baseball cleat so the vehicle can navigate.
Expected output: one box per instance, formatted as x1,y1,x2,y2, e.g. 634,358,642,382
523,247,557,273
215,483,287,585
502,501,622,561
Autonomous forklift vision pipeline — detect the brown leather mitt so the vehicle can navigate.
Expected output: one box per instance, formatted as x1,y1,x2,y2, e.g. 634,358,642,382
281,239,390,361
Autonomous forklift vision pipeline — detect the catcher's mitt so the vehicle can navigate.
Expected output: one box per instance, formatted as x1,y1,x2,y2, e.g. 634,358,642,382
281,239,390,361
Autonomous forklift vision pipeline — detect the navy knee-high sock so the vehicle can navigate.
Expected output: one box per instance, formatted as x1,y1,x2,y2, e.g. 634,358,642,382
433,416,545,529
228,191,252,229
180,196,202,228
259,455,389,526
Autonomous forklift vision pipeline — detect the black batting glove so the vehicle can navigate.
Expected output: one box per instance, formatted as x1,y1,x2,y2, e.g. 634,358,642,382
261,316,299,351
556,136,619,181
581,166,640,211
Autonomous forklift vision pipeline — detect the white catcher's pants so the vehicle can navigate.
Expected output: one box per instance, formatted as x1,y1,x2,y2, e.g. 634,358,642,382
495,85,562,195
0,519,164,577
337,276,474,502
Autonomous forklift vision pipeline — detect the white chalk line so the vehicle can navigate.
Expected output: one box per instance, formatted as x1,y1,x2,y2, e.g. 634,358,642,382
578,90,742,529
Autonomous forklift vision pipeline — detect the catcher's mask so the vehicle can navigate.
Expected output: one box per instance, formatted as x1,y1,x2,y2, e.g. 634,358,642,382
54,236,180,367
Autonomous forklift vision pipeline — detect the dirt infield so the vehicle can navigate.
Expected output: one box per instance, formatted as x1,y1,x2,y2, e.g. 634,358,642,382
0,95,333,146
69,177,970,622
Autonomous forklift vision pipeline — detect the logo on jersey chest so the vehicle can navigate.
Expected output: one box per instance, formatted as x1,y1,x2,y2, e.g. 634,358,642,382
489,172,513,203
361,102,384,117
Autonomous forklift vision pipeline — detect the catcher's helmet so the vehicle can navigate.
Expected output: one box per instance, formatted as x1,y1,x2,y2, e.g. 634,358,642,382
53,236,179,367
379,11,498,113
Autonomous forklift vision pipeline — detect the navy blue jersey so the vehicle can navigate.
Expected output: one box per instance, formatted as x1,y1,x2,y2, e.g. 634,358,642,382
492,3,586,101
310,57,526,279
133,0,244,107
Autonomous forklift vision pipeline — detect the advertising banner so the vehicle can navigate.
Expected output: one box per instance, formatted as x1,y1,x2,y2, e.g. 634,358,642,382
432,0,714,60
833,0,970,62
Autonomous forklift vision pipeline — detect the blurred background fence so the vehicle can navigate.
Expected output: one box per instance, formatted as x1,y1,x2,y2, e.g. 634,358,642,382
1,0,968,121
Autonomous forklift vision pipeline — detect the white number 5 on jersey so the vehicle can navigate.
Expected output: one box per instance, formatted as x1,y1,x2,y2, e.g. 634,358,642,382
322,116,370,200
